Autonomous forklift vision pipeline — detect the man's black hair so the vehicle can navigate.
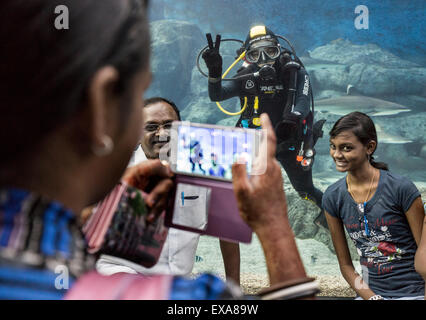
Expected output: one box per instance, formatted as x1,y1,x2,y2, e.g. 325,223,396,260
144,97,181,121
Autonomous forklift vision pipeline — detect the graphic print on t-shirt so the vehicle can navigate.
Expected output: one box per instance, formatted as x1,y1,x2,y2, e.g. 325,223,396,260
347,214,405,274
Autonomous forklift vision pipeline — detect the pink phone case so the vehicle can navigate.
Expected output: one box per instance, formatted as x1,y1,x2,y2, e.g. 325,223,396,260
83,182,168,268
165,174,252,243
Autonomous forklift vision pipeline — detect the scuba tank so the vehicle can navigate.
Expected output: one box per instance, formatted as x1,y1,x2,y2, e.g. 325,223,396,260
274,52,325,171
276,56,314,171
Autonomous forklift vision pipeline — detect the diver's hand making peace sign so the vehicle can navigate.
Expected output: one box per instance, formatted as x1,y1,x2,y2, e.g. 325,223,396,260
202,33,223,79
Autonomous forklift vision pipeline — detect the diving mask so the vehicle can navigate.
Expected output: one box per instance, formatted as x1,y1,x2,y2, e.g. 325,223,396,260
245,40,280,64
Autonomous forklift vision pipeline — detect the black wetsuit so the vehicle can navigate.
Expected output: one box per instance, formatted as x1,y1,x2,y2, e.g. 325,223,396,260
208,59,324,211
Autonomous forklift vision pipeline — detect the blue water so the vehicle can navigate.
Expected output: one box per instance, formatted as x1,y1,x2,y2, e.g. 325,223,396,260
147,0,425,282
150,0,425,64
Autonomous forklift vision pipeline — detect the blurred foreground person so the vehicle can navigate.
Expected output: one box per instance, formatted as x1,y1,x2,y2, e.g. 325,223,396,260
0,0,316,300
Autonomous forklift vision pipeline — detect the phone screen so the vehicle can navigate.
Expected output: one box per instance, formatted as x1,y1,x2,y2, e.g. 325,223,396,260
171,122,261,181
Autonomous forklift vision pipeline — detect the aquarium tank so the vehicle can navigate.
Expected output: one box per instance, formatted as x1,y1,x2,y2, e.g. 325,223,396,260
146,0,425,297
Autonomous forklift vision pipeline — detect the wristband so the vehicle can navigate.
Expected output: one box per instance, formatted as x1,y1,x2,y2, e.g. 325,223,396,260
368,294,384,300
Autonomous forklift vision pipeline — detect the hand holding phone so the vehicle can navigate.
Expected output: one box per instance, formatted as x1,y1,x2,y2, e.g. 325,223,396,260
164,121,265,243
123,159,174,222
83,182,168,268
83,160,174,268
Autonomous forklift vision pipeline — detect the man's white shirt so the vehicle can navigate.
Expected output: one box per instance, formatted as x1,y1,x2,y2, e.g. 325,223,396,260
96,145,204,276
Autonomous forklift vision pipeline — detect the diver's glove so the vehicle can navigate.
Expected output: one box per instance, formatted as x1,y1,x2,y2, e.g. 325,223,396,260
202,33,222,79
275,111,303,141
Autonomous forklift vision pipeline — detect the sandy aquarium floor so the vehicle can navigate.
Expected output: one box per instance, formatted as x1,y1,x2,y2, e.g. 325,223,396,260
191,234,359,298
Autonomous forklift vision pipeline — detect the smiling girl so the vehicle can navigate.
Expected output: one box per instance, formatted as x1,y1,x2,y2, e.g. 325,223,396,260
322,112,425,300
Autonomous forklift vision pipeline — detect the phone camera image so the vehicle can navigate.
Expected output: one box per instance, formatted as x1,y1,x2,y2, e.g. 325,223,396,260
174,123,256,181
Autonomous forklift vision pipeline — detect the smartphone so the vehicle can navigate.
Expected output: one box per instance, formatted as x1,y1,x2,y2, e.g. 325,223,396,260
164,121,264,243
168,121,263,181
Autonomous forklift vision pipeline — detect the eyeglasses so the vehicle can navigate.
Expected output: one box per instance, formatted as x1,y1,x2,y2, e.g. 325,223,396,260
245,45,280,63
144,122,173,133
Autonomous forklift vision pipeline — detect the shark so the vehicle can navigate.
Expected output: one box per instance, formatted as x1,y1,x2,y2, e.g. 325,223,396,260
315,86,411,117
299,55,345,67
375,124,413,144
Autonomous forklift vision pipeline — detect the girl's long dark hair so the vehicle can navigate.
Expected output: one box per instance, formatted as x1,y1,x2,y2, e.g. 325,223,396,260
329,112,389,170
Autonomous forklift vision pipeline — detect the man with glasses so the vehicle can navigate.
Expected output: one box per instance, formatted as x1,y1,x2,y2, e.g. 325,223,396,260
97,97,241,285
202,25,327,229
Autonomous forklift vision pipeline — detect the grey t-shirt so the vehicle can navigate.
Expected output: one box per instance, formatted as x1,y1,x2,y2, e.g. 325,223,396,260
323,169,425,298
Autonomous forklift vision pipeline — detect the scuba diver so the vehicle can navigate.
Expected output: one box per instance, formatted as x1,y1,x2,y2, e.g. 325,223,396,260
209,153,226,178
201,25,327,229
189,140,206,175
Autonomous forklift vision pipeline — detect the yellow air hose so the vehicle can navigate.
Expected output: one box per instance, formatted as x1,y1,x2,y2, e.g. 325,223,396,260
251,96,261,126
215,51,248,116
